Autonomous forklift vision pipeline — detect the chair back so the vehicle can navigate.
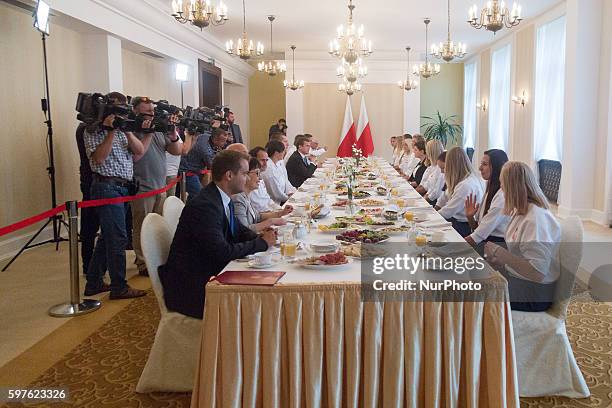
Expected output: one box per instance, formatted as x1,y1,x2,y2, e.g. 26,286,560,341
141,214,173,314
548,216,583,320
163,196,185,236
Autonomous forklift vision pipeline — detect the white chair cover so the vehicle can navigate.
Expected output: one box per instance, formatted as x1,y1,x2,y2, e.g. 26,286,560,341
511,216,590,398
162,196,185,236
136,214,202,393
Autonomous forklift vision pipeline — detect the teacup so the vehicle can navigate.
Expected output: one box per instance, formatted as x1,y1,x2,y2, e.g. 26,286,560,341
431,231,445,242
252,252,273,266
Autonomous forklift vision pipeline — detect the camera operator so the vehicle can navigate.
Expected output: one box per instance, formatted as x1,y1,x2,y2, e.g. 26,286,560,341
130,96,186,276
226,111,243,144
83,92,147,300
165,126,198,197
179,122,227,200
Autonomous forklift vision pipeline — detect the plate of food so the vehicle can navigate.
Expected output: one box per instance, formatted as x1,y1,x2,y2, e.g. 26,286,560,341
359,198,385,207
383,209,399,221
296,252,351,270
332,199,350,208
335,215,370,225
342,243,389,259
318,222,350,233
379,225,411,236
365,219,395,227
309,242,339,253
310,204,330,219
358,208,383,216
352,191,372,199
336,229,390,244
376,186,388,196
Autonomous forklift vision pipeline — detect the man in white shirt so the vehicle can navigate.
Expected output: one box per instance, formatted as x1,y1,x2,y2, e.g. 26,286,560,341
262,140,296,204
308,136,327,157
248,146,281,212
269,132,290,166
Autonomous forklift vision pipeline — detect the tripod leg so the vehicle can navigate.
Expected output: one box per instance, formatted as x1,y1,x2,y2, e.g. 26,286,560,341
1,218,52,272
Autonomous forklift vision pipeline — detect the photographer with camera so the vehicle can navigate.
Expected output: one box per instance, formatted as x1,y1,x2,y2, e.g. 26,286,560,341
130,96,185,276
226,111,243,145
81,92,147,300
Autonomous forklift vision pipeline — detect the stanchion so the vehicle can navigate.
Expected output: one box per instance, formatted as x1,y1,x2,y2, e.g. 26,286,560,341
48,201,101,317
180,171,187,203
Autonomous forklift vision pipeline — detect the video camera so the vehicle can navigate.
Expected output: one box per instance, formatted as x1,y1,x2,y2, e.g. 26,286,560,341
177,105,229,135
75,92,132,127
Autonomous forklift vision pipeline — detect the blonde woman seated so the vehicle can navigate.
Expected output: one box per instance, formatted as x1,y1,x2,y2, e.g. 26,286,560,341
464,149,510,250
424,151,446,205
233,158,293,233
399,135,420,176
415,140,444,198
484,162,560,312
392,136,404,168
435,147,483,237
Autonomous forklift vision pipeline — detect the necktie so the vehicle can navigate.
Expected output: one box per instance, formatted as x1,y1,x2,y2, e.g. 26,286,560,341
228,201,236,236
303,156,309,166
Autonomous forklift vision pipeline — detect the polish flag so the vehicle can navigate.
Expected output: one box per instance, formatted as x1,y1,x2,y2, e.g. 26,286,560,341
356,95,374,157
337,96,356,157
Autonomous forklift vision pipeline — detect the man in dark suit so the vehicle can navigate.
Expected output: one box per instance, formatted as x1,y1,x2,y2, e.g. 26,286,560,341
226,111,243,144
285,135,317,188
268,118,287,139
159,150,276,319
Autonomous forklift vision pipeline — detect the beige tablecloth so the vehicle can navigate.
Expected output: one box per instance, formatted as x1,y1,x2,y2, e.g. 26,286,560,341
191,278,519,408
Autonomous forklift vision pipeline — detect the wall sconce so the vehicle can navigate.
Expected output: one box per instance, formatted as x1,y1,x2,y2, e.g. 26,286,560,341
512,90,528,107
477,100,487,112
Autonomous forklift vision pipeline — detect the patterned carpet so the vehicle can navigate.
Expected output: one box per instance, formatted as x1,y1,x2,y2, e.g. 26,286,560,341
3,291,611,408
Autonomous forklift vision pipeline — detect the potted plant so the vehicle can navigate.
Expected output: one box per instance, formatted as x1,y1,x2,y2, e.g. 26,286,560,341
420,111,463,147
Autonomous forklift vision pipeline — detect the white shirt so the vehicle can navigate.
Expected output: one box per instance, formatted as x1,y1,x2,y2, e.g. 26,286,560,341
166,138,184,176
505,204,561,284
419,165,440,191
249,180,281,212
310,147,327,157
216,185,231,221
468,189,510,244
437,175,484,222
393,150,403,167
400,153,420,176
262,158,296,204
425,168,445,202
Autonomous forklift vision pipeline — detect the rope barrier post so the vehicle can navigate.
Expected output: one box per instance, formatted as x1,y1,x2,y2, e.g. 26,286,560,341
48,201,101,317
180,171,187,203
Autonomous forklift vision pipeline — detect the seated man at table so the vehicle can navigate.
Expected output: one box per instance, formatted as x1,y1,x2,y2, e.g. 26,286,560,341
286,135,317,188
159,150,276,319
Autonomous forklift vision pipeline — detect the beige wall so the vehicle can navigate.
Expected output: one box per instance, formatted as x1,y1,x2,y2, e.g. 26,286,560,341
0,3,85,237
248,73,286,149
223,82,250,146
419,63,465,137
122,49,182,107
303,84,404,160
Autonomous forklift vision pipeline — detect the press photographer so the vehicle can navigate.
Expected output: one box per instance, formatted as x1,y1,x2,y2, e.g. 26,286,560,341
78,91,147,300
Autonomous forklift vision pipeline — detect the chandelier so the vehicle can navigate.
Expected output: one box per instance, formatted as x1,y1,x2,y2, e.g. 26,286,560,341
468,1,523,34
398,47,419,91
257,16,286,76
171,0,228,30
329,0,373,64
284,46,304,91
432,0,467,62
338,80,362,96
414,19,440,79
337,58,367,83
225,0,263,60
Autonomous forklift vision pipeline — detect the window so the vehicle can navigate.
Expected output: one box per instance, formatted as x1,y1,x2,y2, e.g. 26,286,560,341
463,62,478,149
533,16,566,162
488,44,512,150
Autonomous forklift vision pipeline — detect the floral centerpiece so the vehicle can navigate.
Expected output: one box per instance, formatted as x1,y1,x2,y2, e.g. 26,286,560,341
342,159,357,214
351,144,364,167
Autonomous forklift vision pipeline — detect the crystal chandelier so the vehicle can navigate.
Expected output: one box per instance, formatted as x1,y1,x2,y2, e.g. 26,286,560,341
414,19,440,79
284,46,304,91
432,0,467,62
398,47,419,92
468,0,523,34
338,80,362,96
171,0,228,30
257,16,286,76
337,58,367,83
225,0,263,60
329,0,373,64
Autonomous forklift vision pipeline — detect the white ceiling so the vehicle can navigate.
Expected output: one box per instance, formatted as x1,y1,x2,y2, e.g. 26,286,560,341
158,0,561,59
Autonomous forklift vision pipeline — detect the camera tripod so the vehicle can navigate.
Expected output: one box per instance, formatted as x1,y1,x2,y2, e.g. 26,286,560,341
2,32,69,272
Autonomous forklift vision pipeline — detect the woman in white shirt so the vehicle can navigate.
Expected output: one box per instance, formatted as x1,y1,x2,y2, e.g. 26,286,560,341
399,136,420,177
392,136,405,168
416,140,444,198
484,161,560,312
390,136,399,165
464,149,510,250
261,140,296,204
424,151,446,205
435,147,484,237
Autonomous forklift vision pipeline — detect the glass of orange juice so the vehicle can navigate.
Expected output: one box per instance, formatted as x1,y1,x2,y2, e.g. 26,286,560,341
280,229,297,259
415,234,427,247
404,211,414,222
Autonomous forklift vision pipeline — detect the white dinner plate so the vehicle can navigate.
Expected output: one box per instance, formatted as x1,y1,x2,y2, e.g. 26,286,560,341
247,261,279,269
299,259,353,270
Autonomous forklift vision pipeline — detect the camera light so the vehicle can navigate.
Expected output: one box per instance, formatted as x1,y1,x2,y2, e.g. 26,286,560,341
33,0,50,35
175,64,189,82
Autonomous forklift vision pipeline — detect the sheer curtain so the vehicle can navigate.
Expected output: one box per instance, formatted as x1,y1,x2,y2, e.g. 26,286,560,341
463,62,478,148
533,16,566,162
488,44,512,151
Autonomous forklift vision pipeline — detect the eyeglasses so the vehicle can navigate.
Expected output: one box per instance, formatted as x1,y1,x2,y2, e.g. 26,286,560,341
248,170,261,177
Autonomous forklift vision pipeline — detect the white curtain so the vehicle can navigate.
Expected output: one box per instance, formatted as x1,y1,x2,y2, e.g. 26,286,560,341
533,16,566,162
463,62,478,148
488,44,512,151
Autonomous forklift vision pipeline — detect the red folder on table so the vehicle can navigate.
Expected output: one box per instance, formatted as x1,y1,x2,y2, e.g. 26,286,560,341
214,271,285,286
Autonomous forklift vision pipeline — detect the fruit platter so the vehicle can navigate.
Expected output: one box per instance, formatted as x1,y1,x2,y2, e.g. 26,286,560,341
296,252,351,270
336,230,390,244
359,199,385,207
318,222,350,233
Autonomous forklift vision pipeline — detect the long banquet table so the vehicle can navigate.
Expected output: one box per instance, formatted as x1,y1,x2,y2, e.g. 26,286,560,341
191,158,519,408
